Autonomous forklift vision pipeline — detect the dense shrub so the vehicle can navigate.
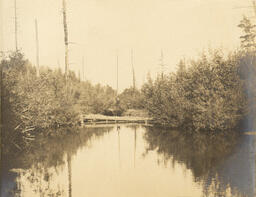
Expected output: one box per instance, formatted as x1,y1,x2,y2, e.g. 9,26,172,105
142,50,247,131
118,87,144,111
1,52,117,151
78,82,116,114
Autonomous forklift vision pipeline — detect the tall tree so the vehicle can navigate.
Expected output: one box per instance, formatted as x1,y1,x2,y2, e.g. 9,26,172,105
238,16,256,52
131,49,136,91
252,0,256,17
82,56,85,81
159,49,165,78
62,0,69,94
14,0,18,51
116,52,119,95
35,19,40,77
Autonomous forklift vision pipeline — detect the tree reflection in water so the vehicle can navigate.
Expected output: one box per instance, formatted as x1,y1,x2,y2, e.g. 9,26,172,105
2,125,255,197
1,126,114,197
143,127,255,197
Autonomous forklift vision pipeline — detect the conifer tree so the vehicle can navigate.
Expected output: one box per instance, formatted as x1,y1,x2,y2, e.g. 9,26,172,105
238,16,256,52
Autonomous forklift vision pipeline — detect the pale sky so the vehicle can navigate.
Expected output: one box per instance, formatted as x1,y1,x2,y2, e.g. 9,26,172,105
0,0,252,90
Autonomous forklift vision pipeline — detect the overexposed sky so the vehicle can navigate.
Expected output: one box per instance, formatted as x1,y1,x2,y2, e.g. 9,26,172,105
1,0,253,90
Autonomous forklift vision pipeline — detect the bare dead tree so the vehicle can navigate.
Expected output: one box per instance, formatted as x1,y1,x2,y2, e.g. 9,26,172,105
14,0,18,51
82,56,85,81
131,49,136,91
253,0,256,17
159,49,165,78
35,19,40,77
57,59,61,69
78,69,81,82
116,52,119,95
62,0,69,93
0,1,3,53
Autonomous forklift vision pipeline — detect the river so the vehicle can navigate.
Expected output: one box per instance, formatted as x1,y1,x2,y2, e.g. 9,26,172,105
1,124,256,197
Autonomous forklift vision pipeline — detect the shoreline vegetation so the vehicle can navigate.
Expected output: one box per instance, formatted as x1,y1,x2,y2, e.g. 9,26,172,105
141,15,256,132
1,15,256,154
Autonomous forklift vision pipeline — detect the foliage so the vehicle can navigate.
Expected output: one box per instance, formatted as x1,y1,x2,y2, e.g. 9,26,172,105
79,83,116,114
1,52,116,152
118,87,144,111
140,15,256,132
238,15,256,52
142,50,247,132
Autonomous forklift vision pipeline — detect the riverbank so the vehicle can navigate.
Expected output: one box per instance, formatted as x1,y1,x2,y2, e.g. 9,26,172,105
81,114,153,125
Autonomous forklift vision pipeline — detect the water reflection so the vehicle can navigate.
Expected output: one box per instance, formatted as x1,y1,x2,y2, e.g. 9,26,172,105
144,127,256,197
67,152,72,197
134,126,137,168
117,125,121,168
1,125,256,197
1,126,113,197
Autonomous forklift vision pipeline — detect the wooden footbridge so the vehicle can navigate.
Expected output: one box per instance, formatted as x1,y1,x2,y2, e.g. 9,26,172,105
80,114,153,126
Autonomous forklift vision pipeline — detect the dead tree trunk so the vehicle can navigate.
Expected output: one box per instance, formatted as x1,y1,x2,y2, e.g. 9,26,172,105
116,52,119,95
35,19,40,77
253,1,256,17
14,0,18,51
62,0,69,95
160,49,165,78
131,49,136,91
82,56,85,81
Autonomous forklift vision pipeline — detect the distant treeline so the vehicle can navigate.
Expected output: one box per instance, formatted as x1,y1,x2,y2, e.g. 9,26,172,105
141,16,256,132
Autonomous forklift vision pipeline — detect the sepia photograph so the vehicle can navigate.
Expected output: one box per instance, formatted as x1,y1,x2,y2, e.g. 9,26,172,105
1,0,256,196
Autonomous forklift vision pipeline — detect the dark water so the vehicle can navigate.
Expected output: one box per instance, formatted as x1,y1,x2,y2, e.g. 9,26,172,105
1,125,256,197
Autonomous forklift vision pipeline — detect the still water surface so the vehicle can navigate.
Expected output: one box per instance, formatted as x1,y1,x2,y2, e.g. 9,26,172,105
1,125,256,197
